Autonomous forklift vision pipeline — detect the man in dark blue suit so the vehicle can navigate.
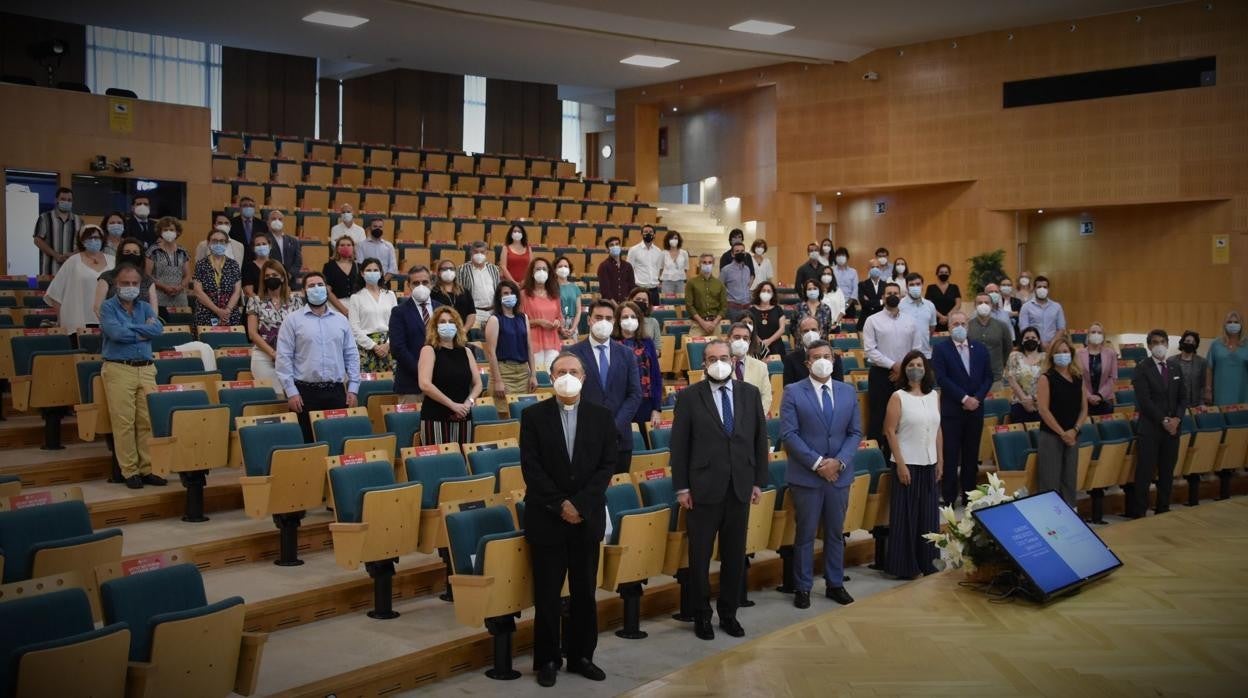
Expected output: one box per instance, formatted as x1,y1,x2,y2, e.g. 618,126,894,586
780,340,863,609
932,310,994,506
389,265,440,402
569,299,642,474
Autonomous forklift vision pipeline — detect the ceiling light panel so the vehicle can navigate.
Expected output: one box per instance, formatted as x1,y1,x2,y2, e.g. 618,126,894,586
729,20,795,36
302,11,370,28
620,54,680,68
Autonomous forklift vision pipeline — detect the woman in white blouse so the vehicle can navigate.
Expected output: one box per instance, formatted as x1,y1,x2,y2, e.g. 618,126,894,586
45,224,114,334
883,350,943,580
348,257,398,373
818,264,847,332
659,230,689,296
749,239,774,289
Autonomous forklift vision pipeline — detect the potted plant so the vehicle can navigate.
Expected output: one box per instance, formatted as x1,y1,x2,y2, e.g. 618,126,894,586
966,249,1006,295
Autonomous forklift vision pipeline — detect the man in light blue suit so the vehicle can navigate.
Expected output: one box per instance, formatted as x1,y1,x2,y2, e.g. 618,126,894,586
780,340,863,609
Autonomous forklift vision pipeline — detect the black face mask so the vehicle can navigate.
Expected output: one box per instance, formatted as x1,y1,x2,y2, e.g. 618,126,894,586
642,233,654,242
370,228,383,238
937,273,950,282
634,302,649,315
734,253,748,263
1180,342,1196,353
119,253,144,268
264,277,283,291
1022,339,1040,352
884,295,901,308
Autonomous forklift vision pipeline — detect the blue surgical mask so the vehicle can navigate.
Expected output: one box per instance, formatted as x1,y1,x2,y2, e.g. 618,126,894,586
210,242,227,256
609,245,621,257
869,267,881,279
501,294,518,309
988,291,1001,305
254,245,270,257
306,285,328,306
437,323,458,339
57,200,73,213
1053,352,1072,368
241,206,256,218
107,223,124,236
117,286,141,302
950,326,968,342
908,286,922,299
83,238,103,253
363,270,382,285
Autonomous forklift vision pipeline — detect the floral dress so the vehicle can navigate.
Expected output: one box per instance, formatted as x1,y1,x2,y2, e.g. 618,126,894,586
194,256,242,327
147,245,190,308
246,294,306,348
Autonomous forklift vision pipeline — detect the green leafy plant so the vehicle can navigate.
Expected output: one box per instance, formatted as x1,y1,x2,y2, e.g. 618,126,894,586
967,249,1006,295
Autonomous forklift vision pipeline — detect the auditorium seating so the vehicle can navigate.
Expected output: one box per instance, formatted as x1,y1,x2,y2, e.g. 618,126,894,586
237,414,330,566
990,424,1037,495
146,382,230,523
8,333,80,449
311,407,396,458
404,444,494,600
99,563,263,696
463,438,520,492
327,453,423,619
601,477,670,640
0,587,130,697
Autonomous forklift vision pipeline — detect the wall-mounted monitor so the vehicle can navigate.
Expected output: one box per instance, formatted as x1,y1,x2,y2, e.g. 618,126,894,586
71,174,187,220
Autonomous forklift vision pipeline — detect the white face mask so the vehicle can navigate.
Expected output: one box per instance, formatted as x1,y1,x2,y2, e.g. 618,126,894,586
269,219,284,232
161,230,178,242
730,339,749,357
976,303,991,317
620,317,639,333
877,256,888,266
554,373,583,399
214,223,231,235
555,266,570,279
820,275,833,285
810,357,834,380
706,360,732,382
1019,277,1030,287
1035,287,1049,300
669,238,679,248
835,255,847,265
802,330,821,348
472,252,486,265
1150,343,1168,360
1088,332,1104,345
411,284,431,303
511,231,523,242
759,291,773,303
591,319,614,341
700,264,713,275
341,212,353,224
821,246,832,255
533,270,549,284
134,204,150,218
439,269,456,283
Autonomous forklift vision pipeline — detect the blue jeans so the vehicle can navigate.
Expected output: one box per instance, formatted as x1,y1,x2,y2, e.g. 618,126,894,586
790,481,851,592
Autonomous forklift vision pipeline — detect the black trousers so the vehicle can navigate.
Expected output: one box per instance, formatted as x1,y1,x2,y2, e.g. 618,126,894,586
687,491,749,619
941,409,984,505
294,381,346,442
530,532,600,669
1134,424,1179,514
867,366,894,461
643,286,660,308
615,449,633,475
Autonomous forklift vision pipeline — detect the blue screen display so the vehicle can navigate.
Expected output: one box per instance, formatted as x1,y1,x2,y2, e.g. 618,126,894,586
973,491,1121,596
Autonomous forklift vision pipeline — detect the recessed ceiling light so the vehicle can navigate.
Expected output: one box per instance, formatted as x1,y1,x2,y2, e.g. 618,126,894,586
672,107,678,112
730,20,796,36
303,11,369,28
620,54,680,68
1037,209,1044,213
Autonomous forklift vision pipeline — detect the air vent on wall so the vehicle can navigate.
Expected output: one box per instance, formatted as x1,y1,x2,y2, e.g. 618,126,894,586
1003,56,1215,108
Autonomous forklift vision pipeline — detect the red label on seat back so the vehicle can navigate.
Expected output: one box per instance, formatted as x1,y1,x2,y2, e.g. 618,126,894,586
1192,405,1216,414
656,419,673,429
156,351,189,359
340,453,367,466
224,381,255,389
359,372,382,381
408,444,441,457
121,553,177,576
219,348,250,357
79,327,101,335
858,440,875,449
20,329,51,336
7,492,52,509
994,424,1012,432
393,403,418,413
155,384,192,392
322,409,349,419
201,325,236,332
643,468,666,481
1224,404,1247,413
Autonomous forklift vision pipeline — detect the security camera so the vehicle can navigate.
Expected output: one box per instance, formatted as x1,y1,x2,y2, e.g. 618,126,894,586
863,71,879,81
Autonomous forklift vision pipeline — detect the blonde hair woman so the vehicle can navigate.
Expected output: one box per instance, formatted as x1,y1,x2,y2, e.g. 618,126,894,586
417,307,482,445
245,259,303,396
1035,334,1087,507
1076,321,1117,416
1207,310,1246,406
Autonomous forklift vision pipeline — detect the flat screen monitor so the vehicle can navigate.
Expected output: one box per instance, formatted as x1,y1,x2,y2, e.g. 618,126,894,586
972,490,1122,600
71,174,187,221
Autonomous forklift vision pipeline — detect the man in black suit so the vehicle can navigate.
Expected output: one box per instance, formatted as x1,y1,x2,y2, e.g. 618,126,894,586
856,258,886,332
1130,329,1186,517
670,339,769,641
264,210,302,282
784,315,844,386
124,194,157,248
520,352,615,688
793,242,823,291
229,195,267,250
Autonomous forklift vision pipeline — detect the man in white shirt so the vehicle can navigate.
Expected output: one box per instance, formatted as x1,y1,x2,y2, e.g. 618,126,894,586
329,203,365,247
982,282,1015,342
898,272,937,358
728,322,772,416
627,224,665,307
357,217,398,285
1017,275,1066,348
862,282,923,459
457,240,500,324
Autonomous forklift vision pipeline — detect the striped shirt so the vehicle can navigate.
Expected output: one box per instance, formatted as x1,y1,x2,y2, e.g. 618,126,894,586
32,210,84,276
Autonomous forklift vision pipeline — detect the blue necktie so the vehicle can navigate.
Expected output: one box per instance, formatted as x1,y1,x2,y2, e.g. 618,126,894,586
597,344,609,390
720,386,734,436
821,384,834,426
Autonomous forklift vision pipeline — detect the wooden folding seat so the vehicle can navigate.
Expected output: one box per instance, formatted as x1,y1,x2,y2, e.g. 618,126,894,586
304,163,333,185
368,148,394,168
504,199,530,219
395,150,421,169
583,204,608,222
392,192,420,214
248,137,276,158
243,159,270,182
615,184,637,202
450,196,476,218
600,477,670,639
481,177,507,196
9,333,79,449
0,587,129,697
562,181,586,200
536,180,560,198
509,178,534,197
450,155,474,173
309,142,336,162
212,155,239,180
145,383,230,523
453,175,481,194
339,145,365,165
426,173,452,192
298,185,330,211
477,198,504,218
424,153,449,171
311,406,395,459
368,168,395,189
529,160,553,178
397,170,424,191
235,183,264,207
555,161,576,178
237,414,329,565
215,133,244,155
277,139,304,161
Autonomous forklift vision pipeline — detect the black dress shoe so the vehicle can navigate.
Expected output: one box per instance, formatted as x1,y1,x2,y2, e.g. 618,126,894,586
567,658,605,681
793,591,811,609
694,615,715,640
719,616,745,638
141,474,167,486
125,476,143,490
1154,507,1170,515
536,662,558,687
826,587,855,605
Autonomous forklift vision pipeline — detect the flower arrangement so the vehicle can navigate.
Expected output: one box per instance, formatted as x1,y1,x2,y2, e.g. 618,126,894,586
923,473,1017,572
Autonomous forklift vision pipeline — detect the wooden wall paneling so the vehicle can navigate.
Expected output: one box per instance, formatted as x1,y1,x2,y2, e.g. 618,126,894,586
485,79,561,158
282,55,315,137
220,47,249,133
395,70,423,148
538,83,561,159
317,78,339,142
483,79,507,154
222,48,315,138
